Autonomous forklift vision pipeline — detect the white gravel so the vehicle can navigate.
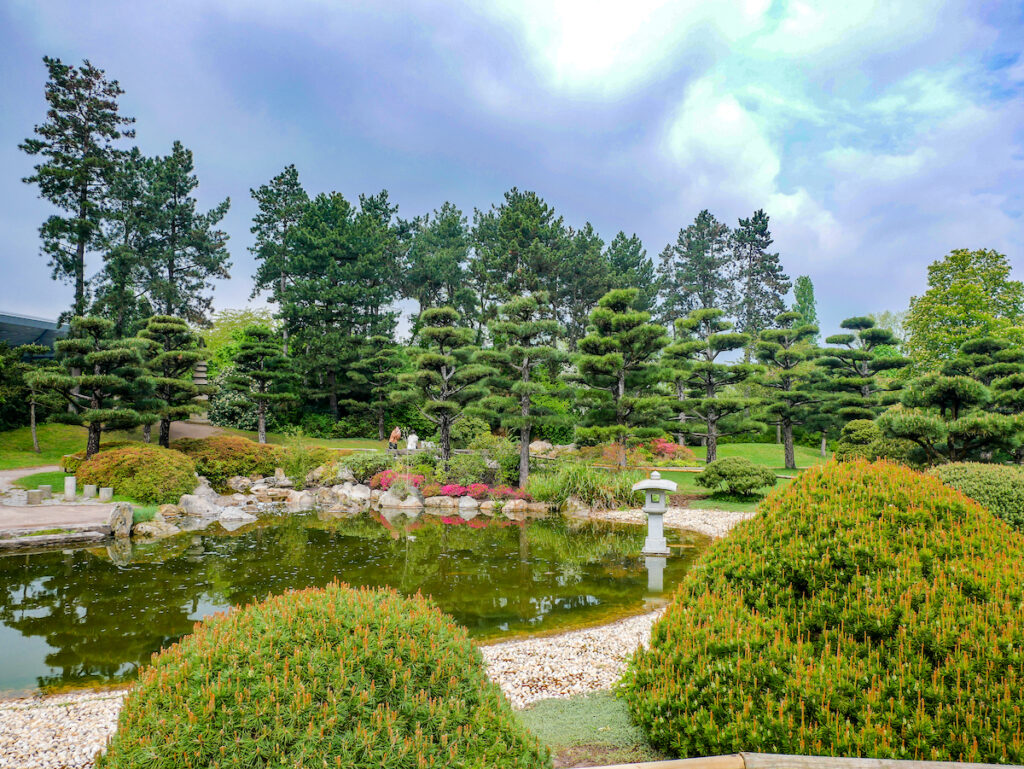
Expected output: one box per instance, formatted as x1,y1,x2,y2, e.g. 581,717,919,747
0,507,752,767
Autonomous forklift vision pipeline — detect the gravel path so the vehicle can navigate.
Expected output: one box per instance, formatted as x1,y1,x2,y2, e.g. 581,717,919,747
0,506,752,767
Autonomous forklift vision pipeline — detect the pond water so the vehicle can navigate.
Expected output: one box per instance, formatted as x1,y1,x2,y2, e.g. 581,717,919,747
0,512,708,697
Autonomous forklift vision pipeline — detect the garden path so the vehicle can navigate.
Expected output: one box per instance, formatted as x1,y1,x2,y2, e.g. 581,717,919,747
0,465,113,532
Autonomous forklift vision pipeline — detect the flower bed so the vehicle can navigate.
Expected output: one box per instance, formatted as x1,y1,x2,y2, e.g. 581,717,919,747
369,470,425,490
420,481,531,501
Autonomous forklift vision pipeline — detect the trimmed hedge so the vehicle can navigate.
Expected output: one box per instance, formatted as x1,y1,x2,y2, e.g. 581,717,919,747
61,441,137,473
621,460,1024,763
76,445,196,505
170,435,284,490
696,456,776,496
97,583,551,769
929,462,1024,532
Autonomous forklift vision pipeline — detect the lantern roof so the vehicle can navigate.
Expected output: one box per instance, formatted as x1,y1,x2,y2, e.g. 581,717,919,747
631,470,677,493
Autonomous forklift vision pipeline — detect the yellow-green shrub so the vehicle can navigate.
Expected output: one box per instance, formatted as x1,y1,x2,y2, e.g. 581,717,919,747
60,440,136,473
97,583,551,769
929,462,1024,532
76,445,196,504
621,460,1024,763
170,435,283,489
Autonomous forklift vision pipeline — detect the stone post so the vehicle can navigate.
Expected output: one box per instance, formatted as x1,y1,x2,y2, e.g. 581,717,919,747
26,490,43,505
64,476,76,499
99,487,114,502
83,484,98,499
38,484,53,500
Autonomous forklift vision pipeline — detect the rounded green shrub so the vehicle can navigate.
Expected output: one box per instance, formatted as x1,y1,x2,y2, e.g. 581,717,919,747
695,456,776,496
76,445,196,504
621,460,1024,763
61,440,137,473
929,462,1024,532
834,419,916,465
97,583,551,769
340,451,394,483
170,435,284,489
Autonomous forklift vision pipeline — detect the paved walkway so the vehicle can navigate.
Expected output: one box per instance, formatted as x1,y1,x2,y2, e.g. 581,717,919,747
0,466,112,532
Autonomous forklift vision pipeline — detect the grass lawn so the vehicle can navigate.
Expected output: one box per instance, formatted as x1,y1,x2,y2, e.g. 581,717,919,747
519,691,664,767
219,427,383,451
0,424,145,471
687,441,828,472
658,468,790,513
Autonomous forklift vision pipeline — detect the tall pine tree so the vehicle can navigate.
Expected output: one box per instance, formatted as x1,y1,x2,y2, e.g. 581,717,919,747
559,223,612,348
657,210,733,331
818,317,909,422
606,232,656,313
403,202,475,333
731,210,791,352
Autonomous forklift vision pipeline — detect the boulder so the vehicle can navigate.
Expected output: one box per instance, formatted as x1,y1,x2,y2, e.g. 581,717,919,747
458,495,480,520
424,495,458,509
226,476,252,493
158,504,184,519
479,500,496,516
349,484,372,507
249,483,270,495
397,495,424,513
564,496,589,515
219,507,257,522
132,519,181,540
526,502,549,517
286,489,316,512
276,478,294,489
370,489,383,503
503,498,528,514
378,490,403,508
192,479,218,499
528,440,553,455
108,502,134,539
178,494,219,517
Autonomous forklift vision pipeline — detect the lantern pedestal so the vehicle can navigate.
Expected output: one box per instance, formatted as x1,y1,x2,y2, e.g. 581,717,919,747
645,556,666,592
642,511,670,556
632,471,676,557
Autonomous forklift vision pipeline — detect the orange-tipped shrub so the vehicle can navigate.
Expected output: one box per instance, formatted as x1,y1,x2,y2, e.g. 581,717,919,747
76,445,196,504
621,460,1024,763
97,583,551,769
170,435,283,489
61,440,136,473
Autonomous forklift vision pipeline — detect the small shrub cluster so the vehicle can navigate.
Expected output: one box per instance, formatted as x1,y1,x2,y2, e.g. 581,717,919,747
76,445,196,504
339,452,394,483
447,453,495,486
170,435,284,490
60,441,136,473
469,433,520,485
621,460,1024,763
526,465,642,509
834,419,916,465
449,415,491,448
419,482,530,501
206,370,281,433
96,583,550,769
696,456,776,497
369,470,425,491
929,462,1024,532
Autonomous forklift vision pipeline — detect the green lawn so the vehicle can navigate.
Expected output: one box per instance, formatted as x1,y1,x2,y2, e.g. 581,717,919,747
12,469,69,490
220,427,383,451
657,468,790,513
687,441,828,472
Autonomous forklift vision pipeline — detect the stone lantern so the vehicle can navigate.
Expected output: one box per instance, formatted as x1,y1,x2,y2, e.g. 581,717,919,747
632,470,676,556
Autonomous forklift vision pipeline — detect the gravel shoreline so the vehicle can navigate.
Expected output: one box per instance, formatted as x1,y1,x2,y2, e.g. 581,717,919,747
0,507,750,768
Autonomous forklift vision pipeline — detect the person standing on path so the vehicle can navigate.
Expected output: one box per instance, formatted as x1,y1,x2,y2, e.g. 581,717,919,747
388,426,401,453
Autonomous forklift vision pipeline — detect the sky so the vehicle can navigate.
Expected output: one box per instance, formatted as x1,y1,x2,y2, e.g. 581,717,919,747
1,0,1022,337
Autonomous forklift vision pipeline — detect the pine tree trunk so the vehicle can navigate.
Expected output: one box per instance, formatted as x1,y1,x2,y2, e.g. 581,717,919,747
30,401,40,453
258,405,267,444
706,423,718,463
280,274,289,356
86,424,102,459
519,424,531,488
378,411,386,441
783,422,796,470
821,431,828,458
159,418,171,448
440,419,452,465
776,424,781,444
327,373,338,419
142,423,151,443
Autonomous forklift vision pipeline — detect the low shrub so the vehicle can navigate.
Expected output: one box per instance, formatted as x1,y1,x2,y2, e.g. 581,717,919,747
526,465,642,510
448,453,493,486
170,435,284,490
449,415,491,448
369,470,425,491
834,418,916,465
60,441,136,473
206,369,281,433
340,452,393,484
470,433,520,485
96,583,550,769
76,445,196,505
621,461,1024,763
929,462,1024,532
696,457,776,497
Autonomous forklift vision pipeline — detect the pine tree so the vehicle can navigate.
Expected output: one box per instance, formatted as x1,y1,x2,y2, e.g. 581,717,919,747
657,210,733,330
754,311,819,469
666,308,760,463
606,232,656,313
818,317,909,422
559,223,612,348
8,345,60,452
143,141,231,324
574,289,669,466
225,326,293,444
481,295,564,486
20,57,135,319
26,316,148,457
403,202,475,332
346,336,406,441
137,315,208,447
731,210,791,351
792,276,818,342
395,307,492,463
250,165,309,354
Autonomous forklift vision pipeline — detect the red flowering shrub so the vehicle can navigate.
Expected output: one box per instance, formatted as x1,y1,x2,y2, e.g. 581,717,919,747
440,483,468,497
650,438,696,463
369,470,424,491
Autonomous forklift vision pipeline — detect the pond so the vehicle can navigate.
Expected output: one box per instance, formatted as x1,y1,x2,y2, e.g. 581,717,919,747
0,512,708,697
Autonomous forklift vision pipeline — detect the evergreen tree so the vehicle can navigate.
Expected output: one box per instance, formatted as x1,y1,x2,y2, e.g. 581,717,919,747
395,307,492,463
250,164,309,353
142,141,231,324
574,289,669,467
606,232,656,313
666,308,760,463
403,202,475,332
20,57,135,319
818,317,909,422
656,210,733,331
559,223,611,348
731,210,791,351
481,295,564,486
26,316,148,457
346,336,406,441
225,326,293,444
754,311,819,469
792,276,818,342
137,315,208,447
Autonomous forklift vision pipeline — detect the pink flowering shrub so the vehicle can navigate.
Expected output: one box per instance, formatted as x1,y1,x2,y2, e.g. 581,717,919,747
433,482,532,501
439,483,468,497
369,470,425,490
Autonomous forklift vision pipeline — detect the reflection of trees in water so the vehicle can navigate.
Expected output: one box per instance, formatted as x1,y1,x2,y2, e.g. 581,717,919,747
0,514,707,692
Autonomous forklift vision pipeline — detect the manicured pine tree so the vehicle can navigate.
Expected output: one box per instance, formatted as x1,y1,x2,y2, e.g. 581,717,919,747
20,57,135,320
26,316,148,457
754,311,819,469
11,345,59,453
818,316,909,422
395,307,493,464
250,164,309,354
574,289,669,467
137,315,209,447
731,210,791,356
225,326,293,444
666,308,760,463
480,295,564,486
345,336,406,441
142,141,231,325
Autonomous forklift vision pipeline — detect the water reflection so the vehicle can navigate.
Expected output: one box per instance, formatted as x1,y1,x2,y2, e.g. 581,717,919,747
0,513,707,696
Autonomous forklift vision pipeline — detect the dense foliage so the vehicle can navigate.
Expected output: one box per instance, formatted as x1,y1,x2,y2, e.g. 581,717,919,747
622,461,1024,763
170,435,283,489
96,583,551,769
525,464,642,509
696,456,776,496
77,444,196,504
929,462,1024,532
